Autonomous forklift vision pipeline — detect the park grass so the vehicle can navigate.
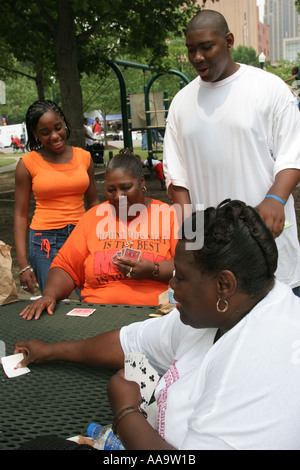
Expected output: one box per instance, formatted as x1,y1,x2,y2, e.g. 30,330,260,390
0,147,150,169
104,147,150,161
0,159,16,167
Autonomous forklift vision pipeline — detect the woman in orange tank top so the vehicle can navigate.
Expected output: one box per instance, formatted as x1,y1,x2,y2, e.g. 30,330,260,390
14,100,100,295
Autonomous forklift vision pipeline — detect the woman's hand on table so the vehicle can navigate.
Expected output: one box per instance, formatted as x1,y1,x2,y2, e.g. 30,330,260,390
19,295,57,320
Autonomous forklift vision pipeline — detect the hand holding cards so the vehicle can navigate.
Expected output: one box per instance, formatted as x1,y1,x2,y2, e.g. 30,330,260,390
124,352,159,409
1,353,30,378
112,248,141,263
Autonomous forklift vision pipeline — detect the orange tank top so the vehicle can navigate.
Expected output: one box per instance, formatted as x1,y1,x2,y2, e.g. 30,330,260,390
22,147,91,230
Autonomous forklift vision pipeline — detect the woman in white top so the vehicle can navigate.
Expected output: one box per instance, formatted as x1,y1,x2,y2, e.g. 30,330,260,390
14,200,300,450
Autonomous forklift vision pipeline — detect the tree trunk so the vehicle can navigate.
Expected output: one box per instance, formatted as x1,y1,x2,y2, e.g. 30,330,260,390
55,0,85,148
35,69,45,100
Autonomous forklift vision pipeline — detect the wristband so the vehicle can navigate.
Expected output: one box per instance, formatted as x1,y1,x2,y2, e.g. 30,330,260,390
18,265,32,276
265,195,286,206
112,405,148,438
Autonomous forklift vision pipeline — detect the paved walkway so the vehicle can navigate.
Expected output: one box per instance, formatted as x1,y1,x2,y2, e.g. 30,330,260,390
0,155,20,173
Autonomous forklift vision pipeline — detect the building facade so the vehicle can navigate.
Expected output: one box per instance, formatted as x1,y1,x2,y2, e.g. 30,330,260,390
202,0,270,60
264,0,300,61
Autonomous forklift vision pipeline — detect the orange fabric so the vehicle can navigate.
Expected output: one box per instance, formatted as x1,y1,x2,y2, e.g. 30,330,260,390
51,199,179,306
21,147,91,230
41,239,51,258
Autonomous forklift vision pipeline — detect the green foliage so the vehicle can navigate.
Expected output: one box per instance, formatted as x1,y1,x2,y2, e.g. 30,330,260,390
0,0,200,79
265,61,298,82
0,1,202,124
0,68,42,124
231,46,259,67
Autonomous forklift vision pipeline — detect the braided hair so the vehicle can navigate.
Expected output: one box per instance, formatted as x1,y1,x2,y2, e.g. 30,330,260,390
106,148,143,180
182,200,278,298
25,100,71,151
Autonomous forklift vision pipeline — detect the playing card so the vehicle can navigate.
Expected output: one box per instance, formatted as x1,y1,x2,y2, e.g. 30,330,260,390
1,353,30,378
124,352,159,409
124,352,144,379
66,308,95,317
123,248,141,261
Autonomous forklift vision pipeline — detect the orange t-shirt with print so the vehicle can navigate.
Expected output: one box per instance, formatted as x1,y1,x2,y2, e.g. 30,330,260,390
51,199,179,306
21,147,91,230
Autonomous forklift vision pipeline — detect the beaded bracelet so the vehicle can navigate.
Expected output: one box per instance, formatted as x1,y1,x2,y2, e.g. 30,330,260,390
112,405,148,438
152,262,159,277
18,265,32,276
265,195,286,206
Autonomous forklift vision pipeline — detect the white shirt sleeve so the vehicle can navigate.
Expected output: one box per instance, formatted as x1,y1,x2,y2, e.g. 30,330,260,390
163,100,190,191
272,83,300,177
120,309,186,376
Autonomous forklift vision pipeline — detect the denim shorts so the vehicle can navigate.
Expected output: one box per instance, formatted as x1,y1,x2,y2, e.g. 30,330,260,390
29,224,76,294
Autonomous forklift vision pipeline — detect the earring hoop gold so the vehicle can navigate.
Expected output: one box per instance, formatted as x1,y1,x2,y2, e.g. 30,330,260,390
143,186,147,193
216,298,228,313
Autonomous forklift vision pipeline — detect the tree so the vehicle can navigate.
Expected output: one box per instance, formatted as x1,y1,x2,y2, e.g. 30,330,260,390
231,45,259,67
0,0,202,147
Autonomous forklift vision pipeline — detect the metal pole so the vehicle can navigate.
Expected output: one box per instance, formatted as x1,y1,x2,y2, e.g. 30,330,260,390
107,61,132,148
106,59,190,152
145,70,190,159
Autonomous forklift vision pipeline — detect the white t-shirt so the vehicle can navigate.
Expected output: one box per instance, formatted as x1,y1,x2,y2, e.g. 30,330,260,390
84,124,94,146
163,64,300,288
120,281,300,450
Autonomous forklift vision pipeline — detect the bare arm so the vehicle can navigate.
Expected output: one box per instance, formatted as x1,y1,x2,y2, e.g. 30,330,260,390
284,75,298,83
256,169,300,238
107,371,175,450
14,328,175,449
14,328,124,370
113,258,174,283
169,184,192,220
84,158,100,208
14,159,39,294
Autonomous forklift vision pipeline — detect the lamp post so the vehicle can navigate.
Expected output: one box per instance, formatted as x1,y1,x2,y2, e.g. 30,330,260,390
259,52,266,69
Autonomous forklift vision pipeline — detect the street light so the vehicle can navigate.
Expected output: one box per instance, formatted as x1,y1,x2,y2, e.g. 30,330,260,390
259,52,266,69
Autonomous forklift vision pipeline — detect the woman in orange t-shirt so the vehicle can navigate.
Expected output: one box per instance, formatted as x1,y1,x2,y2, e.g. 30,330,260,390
18,149,177,320
14,100,99,295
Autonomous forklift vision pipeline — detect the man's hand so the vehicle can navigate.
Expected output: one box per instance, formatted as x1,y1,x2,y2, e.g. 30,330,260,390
255,198,285,238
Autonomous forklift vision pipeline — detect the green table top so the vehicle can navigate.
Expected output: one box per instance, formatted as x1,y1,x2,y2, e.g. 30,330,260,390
0,299,155,450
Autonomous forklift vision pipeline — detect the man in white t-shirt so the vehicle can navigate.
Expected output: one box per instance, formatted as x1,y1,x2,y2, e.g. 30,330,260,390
163,10,300,292
83,117,96,155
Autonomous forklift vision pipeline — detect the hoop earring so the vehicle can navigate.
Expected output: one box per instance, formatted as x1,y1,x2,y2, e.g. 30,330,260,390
143,186,147,193
216,298,228,313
